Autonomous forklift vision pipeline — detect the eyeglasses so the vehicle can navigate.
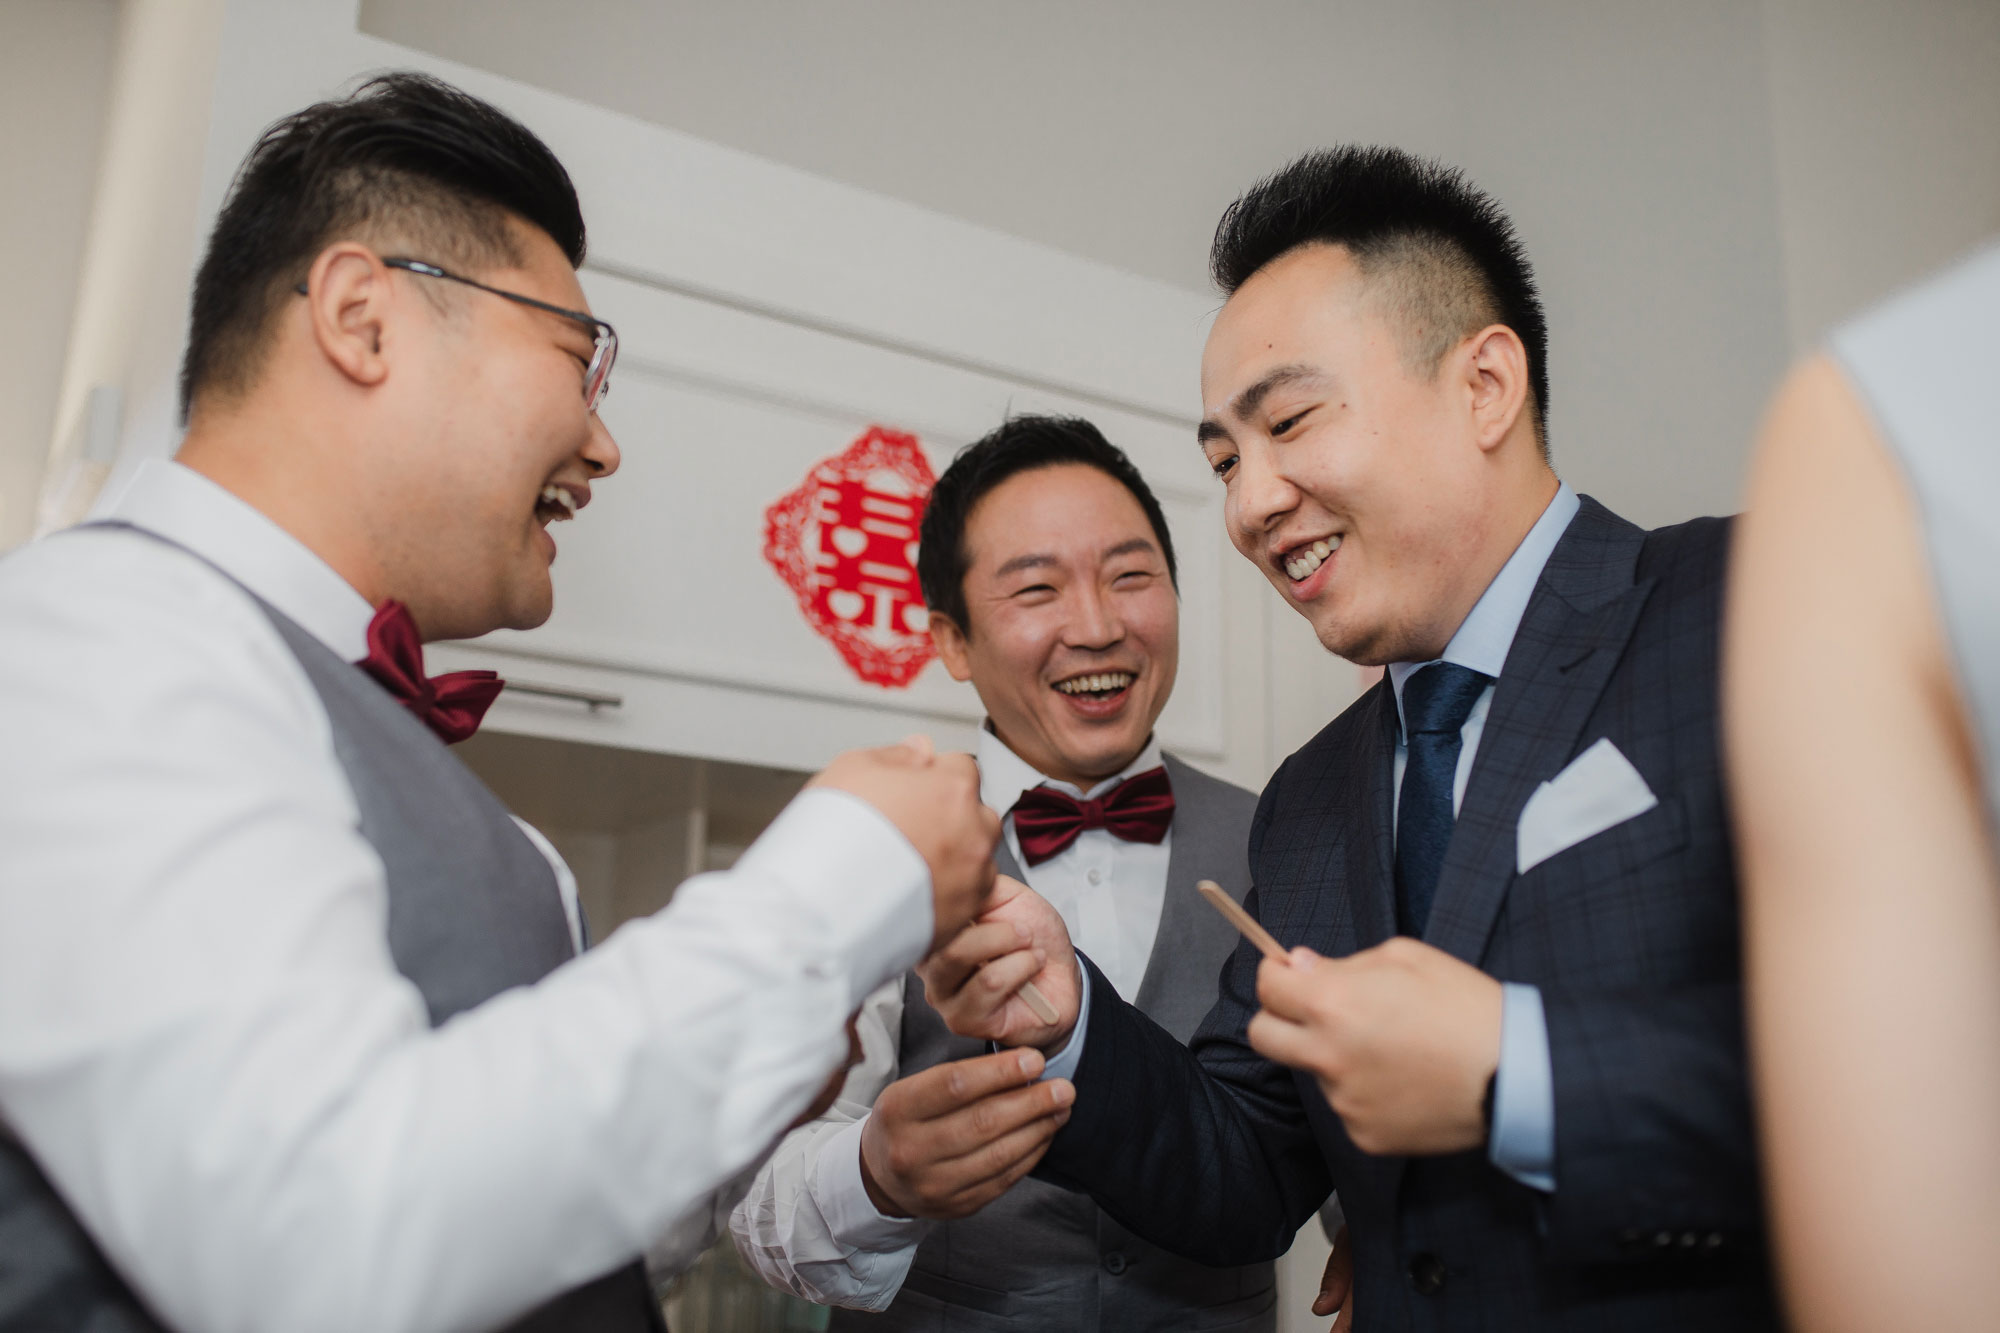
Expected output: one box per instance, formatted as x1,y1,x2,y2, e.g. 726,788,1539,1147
295,256,619,412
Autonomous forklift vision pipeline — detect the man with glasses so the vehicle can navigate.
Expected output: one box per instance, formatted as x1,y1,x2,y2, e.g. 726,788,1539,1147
0,73,1000,1333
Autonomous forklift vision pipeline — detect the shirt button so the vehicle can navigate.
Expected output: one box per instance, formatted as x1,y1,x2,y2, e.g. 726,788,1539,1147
1408,1252,1447,1295
1102,1251,1128,1275
1087,868,1103,885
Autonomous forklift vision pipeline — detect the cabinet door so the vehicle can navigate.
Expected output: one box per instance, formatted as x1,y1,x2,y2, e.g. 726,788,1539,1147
464,268,1231,761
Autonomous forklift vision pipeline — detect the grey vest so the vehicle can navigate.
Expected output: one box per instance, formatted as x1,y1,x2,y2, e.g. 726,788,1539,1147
0,530,661,1333
830,755,1275,1333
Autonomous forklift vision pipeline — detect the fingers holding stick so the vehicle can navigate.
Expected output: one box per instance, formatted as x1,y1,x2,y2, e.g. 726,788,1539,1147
1017,981,1059,1025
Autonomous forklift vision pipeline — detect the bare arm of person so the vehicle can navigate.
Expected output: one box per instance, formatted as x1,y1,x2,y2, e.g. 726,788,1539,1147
1727,355,2000,1332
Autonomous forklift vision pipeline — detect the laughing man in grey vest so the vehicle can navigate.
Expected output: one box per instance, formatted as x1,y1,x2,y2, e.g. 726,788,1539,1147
733,416,1288,1331
0,74,1003,1333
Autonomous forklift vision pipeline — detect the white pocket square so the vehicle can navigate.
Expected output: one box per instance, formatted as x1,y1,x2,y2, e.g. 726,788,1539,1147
1515,737,1659,874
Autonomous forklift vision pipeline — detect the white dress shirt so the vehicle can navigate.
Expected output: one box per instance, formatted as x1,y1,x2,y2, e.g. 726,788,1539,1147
730,728,1171,1309
0,460,933,1333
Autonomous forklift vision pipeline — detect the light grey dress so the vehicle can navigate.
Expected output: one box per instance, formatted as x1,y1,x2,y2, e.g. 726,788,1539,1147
1832,241,2000,838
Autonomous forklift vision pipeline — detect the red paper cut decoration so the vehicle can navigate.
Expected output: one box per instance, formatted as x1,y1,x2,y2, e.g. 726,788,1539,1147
763,426,938,689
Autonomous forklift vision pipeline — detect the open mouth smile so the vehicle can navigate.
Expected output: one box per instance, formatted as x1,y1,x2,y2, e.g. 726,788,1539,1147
1054,670,1136,699
1052,670,1138,717
535,482,582,525
1279,535,1342,584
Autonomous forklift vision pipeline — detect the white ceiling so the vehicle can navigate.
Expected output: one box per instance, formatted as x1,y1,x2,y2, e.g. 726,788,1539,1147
361,0,1478,294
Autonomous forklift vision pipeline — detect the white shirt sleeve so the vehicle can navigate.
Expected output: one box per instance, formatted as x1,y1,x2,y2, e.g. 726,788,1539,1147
730,978,929,1309
0,534,934,1333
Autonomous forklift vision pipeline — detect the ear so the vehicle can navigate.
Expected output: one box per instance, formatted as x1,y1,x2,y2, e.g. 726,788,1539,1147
929,611,976,683
301,242,399,391
1462,323,1531,455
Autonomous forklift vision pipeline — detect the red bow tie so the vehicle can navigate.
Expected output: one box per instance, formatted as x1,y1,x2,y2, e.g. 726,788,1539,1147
1010,766,1175,867
356,600,505,745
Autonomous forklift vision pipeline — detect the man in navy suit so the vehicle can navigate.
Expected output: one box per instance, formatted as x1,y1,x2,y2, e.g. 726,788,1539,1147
918,147,1773,1329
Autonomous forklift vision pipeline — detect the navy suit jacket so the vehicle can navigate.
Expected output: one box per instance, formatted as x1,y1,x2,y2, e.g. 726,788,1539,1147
1037,498,1775,1330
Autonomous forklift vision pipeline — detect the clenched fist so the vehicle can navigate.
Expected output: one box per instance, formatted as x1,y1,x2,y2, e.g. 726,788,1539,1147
1249,937,1503,1157
919,875,1081,1053
810,736,1001,951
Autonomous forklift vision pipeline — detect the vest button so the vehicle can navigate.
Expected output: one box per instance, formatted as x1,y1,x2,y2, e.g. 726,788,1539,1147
1102,1251,1128,1275
1408,1252,1447,1295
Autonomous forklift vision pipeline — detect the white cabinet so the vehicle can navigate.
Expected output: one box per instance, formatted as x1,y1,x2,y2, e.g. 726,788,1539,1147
432,266,1239,776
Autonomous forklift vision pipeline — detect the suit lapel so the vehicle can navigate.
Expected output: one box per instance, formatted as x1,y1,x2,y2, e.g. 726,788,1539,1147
1132,754,1200,1016
1339,678,1401,951
1423,498,1655,965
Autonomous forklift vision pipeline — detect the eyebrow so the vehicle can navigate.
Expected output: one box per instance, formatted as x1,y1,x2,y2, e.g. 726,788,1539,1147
1102,537,1157,562
992,537,1156,580
993,552,1057,579
1195,363,1331,447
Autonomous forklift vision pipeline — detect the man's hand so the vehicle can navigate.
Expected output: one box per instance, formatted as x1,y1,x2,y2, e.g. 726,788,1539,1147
858,1048,1075,1220
1248,937,1503,1156
1313,1224,1353,1331
809,735,1000,950
917,875,1080,1051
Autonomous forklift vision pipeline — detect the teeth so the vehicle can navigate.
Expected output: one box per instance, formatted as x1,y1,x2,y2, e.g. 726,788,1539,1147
538,483,576,520
1284,535,1342,582
1055,672,1135,696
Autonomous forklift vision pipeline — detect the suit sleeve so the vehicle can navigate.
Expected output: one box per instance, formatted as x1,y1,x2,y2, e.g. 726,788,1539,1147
1033,772,1333,1267
1538,980,1763,1260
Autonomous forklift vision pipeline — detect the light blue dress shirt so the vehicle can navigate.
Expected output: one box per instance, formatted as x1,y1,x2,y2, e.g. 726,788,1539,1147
1386,482,1577,1193
1045,485,1579,1195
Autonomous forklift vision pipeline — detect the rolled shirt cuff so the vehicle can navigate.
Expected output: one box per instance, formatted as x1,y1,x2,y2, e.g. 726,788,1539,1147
812,1116,927,1252
1488,981,1556,1192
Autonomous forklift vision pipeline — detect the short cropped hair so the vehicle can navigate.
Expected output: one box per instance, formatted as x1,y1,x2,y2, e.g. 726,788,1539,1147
1211,146,1550,448
179,71,585,419
917,416,1178,635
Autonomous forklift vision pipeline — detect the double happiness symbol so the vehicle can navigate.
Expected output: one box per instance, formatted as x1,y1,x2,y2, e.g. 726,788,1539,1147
762,426,939,689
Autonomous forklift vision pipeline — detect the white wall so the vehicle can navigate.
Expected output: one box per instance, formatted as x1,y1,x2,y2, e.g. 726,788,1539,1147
15,0,1998,548
0,0,119,551
354,0,1804,537
1762,0,2000,348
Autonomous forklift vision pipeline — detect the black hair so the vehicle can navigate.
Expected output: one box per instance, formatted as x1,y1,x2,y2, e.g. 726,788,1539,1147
178,71,585,419
917,415,1178,635
1211,146,1550,446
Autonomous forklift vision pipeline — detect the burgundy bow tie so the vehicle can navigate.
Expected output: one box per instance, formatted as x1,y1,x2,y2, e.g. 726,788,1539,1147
1011,766,1175,867
356,600,504,745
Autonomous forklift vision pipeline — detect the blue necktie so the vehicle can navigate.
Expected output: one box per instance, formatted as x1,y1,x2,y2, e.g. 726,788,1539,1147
1394,662,1493,936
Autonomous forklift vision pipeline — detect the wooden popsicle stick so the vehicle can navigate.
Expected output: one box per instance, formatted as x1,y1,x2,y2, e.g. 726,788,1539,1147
1197,880,1290,963
1018,980,1061,1026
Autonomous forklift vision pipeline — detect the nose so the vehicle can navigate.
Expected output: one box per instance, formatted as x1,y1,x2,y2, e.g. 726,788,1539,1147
582,410,621,478
1230,441,1298,544
1066,579,1124,652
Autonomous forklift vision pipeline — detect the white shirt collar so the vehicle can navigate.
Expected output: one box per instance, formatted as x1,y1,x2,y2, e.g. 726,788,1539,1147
976,724,1165,815
1387,483,1580,737
100,460,377,661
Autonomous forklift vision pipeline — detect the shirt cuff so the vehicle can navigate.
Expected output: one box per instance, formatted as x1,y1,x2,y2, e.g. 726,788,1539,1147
1488,981,1556,1192
1036,956,1093,1084
731,788,933,1011
811,1116,927,1251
